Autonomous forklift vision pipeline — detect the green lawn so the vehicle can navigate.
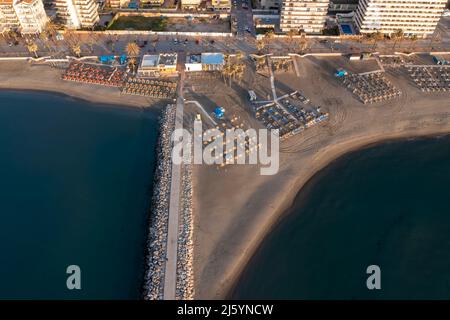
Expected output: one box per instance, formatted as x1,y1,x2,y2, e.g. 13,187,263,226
107,16,168,31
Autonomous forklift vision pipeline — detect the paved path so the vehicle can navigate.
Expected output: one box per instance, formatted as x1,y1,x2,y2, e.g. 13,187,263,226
163,61,185,300
186,100,218,125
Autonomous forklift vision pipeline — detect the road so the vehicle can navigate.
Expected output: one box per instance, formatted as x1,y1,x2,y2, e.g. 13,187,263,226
2,16,449,59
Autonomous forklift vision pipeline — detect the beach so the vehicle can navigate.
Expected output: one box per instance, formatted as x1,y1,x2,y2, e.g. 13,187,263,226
2,57,450,299
0,61,158,108
191,56,450,299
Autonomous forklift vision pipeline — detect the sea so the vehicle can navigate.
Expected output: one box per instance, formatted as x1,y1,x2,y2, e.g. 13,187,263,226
232,135,450,299
0,90,159,299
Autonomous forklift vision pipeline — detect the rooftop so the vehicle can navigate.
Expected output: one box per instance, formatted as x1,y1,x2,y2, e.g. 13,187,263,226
159,53,177,66
186,54,202,64
140,53,178,68
141,55,159,68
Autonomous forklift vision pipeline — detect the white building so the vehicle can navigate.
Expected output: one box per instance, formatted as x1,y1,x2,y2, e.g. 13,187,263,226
0,0,20,32
55,0,99,29
185,53,225,72
0,0,47,34
280,0,330,33
354,0,448,37
107,0,130,8
181,0,201,9
211,0,231,10
185,54,202,72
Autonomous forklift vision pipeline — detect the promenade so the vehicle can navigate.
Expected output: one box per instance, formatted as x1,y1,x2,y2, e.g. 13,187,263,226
163,64,185,300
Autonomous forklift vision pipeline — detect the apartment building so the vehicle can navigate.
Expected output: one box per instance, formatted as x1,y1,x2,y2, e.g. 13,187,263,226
0,0,47,33
0,0,20,31
354,0,448,37
55,0,99,29
280,0,330,33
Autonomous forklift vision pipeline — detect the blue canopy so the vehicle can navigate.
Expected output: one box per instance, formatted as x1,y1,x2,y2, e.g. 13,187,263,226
214,107,225,119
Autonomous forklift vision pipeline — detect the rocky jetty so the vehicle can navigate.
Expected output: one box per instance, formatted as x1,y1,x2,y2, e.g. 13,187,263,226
176,163,195,300
143,104,195,300
143,104,176,300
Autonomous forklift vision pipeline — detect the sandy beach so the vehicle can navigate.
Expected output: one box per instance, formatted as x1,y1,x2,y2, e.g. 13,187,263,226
191,56,450,299
0,61,163,109
2,57,450,300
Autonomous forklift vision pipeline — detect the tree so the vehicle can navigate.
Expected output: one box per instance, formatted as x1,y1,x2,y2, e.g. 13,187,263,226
256,40,265,53
71,43,81,57
45,20,59,39
408,34,418,51
125,41,140,57
27,41,39,58
287,29,297,50
264,30,275,51
256,56,266,71
236,50,244,61
367,31,384,51
391,29,404,51
298,33,308,53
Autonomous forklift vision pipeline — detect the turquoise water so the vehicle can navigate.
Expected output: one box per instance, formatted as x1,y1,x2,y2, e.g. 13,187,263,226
232,136,450,299
0,90,158,299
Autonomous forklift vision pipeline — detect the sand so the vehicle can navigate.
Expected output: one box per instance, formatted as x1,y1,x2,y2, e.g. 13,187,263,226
0,61,163,108
191,56,450,299
2,58,450,300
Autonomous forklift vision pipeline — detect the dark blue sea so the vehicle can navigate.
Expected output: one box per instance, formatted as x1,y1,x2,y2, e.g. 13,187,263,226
0,90,158,299
233,136,450,299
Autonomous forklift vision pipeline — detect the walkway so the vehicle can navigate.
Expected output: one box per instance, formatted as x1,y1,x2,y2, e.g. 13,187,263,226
163,60,185,300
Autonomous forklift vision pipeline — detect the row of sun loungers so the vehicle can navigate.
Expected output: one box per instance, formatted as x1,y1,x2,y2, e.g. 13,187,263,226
339,72,402,104
62,62,126,87
406,66,450,92
121,78,177,99
255,93,328,140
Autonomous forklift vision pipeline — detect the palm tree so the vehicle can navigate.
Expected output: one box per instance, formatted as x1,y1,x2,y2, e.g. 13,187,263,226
256,56,266,71
27,41,39,58
298,33,308,53
236,50,244,61
71,43,81,57
45,20,59,39
256,40,265,53
391,29,404,51
408,34,418,51
39,32,52,53
264,30,275,51
369,31,384,51
125,41,140,58
287,29,297,50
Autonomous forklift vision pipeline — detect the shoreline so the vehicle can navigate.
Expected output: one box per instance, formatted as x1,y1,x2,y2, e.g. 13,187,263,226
0,61,166,109
192,62,450,298
225,132,450,299
3,58,450,300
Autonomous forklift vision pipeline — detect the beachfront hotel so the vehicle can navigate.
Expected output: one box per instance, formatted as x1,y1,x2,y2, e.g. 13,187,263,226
354,0,448,37
0,0,47,34
280,0,330,33
54,0,99,29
